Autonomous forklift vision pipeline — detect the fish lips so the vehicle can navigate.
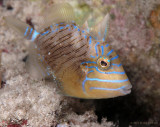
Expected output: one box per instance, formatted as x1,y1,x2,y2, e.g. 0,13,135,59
120,84,132,95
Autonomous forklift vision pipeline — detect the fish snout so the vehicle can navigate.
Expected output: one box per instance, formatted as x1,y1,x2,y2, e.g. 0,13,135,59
120,84,132,95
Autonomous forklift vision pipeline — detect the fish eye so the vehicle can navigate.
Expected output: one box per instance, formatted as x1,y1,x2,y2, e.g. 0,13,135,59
97,56,111,70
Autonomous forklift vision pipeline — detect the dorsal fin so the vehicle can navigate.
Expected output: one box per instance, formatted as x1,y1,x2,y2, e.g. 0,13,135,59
89,14,110,41
39,3,76,30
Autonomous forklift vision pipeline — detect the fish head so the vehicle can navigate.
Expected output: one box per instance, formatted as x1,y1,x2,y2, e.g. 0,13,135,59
78,41,132,99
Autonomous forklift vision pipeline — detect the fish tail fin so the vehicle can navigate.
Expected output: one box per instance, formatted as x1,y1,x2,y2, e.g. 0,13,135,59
5,16,39,42
26,43,52,80
39,3,75,30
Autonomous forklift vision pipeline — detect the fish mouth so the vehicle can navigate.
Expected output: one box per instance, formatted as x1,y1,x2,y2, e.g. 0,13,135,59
120,84,132,95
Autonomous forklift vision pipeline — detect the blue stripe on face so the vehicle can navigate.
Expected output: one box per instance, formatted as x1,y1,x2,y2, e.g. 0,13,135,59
89,36,92,45
86,66,125,74
107,49,114,56
95,42,100,57
111,55,119,61
82,70,128,93
105,44,109,47
24,27,29,36
82,70,94,92
81,61,97,65
86,77,128,82
112,63,122,67
90,55,95,58
101,46,104,55
90,85,126,91
31,30,39,41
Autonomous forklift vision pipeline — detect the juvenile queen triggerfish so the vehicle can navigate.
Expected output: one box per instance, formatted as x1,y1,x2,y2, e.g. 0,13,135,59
5,3,132,99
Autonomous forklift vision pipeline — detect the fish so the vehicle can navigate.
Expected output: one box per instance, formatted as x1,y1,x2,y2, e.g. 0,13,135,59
5,3,132,99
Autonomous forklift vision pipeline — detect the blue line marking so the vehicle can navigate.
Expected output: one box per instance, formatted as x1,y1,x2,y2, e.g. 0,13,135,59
60,27,64,29
81,61,96,65
41,30,49,36
86,77,128,82
24,27,29,36
30,28,33,34
89,36,92,45
95,42,100,57
55,24,58,26
47,72,50,76
31,30,39,41
82,30,85,33
112,63,122,67
74,25,77,29
82,69,128,93
78,28,80,31
85,35,87,39
56,28,58,31
105,44,109,47
66,24,69,27
28,28,33,39
90,55,95,58
101,46,104,55
107,49,114,56
90,85,126,91
111,55,119,61
82,70,94,92
50,25,54,32
86,66,125,74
